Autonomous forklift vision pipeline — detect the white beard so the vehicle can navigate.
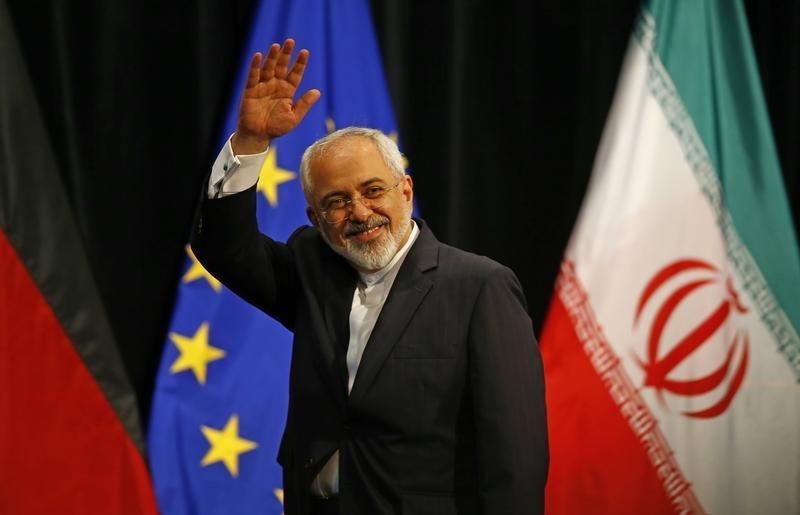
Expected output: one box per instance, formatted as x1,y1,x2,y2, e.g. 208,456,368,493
321,206,412,272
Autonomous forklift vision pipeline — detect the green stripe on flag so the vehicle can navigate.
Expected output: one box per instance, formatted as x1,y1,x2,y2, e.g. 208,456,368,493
637,0,800,377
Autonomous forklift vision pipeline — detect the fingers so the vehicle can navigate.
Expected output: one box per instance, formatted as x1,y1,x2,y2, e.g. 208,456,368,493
260,43,281,82
257,39,313,91
286,49,309,88
246,53,263,88
274,38,295,80
294,89,322,122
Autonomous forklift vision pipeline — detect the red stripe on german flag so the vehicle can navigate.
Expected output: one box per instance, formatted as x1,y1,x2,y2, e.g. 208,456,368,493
0,230,157,514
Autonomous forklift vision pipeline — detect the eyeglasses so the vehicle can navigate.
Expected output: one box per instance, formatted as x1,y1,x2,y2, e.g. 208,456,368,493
319,179,404,224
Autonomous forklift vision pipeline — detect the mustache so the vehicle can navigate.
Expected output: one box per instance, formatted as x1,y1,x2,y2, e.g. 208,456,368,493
343,215,389,237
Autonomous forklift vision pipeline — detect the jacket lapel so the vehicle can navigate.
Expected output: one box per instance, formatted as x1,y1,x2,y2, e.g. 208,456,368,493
348,220,439,402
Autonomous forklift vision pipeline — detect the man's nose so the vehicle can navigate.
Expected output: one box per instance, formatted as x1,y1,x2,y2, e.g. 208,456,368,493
348,198,373,221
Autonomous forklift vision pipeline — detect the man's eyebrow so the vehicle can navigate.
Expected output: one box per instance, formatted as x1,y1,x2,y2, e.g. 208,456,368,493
319,177,388,204
358,177,387,188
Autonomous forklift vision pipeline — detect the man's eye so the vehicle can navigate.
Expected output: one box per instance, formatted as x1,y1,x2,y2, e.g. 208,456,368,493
326,198,348,210
363,186,385,199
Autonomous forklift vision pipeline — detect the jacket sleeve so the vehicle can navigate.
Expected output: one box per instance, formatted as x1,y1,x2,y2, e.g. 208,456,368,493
190,184,300,331
469,265,549,514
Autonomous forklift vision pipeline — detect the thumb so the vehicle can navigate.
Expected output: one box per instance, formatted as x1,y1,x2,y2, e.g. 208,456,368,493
294,89,321,122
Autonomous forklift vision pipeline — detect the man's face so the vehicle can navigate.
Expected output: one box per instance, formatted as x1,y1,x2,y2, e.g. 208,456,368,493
305,136,414,272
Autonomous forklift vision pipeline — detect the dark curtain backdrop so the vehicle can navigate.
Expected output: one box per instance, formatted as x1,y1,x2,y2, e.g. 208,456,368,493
6,0,798,426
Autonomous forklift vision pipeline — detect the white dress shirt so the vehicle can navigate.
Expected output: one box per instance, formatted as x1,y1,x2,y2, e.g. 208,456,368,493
313,219,419,497
209,139,420,498
207,137,267,198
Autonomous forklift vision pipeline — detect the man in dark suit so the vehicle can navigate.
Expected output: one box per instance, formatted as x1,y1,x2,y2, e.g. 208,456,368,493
192,39,548,515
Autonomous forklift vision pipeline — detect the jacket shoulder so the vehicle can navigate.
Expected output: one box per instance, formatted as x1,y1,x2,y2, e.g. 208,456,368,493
436,243,514,280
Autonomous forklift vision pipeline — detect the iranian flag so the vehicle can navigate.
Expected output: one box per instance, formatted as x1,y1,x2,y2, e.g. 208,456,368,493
540,1,800,514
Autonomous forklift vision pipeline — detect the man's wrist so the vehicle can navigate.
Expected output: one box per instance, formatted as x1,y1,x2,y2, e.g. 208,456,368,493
231,132,270,156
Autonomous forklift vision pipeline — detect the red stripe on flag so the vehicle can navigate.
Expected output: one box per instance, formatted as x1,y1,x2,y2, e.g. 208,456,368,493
541,260,705,515
0,230,157,514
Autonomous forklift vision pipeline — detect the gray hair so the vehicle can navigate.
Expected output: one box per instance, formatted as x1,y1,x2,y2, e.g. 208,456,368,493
299,127,406,201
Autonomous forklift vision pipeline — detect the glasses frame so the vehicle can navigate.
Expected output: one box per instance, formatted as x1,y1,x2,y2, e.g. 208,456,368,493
318,178,405,224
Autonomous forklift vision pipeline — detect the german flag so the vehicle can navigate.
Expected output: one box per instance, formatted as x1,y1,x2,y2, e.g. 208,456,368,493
0,4,157,513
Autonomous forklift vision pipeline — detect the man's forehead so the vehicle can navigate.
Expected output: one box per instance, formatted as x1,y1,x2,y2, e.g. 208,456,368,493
309,137,391,183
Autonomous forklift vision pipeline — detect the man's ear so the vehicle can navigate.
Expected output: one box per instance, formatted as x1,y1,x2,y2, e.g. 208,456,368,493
403,175,414,203
307,206,319,227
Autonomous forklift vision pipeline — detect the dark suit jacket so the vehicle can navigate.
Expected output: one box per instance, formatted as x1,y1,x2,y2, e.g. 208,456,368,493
192,186,548,515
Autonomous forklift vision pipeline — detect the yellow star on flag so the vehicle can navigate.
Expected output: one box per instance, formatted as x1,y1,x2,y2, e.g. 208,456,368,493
182,245,222,293
325,116,337,134
169,322,225,385
257,147,296,208
200,414,258,477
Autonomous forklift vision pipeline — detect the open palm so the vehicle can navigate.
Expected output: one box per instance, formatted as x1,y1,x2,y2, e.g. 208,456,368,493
234,39,320,153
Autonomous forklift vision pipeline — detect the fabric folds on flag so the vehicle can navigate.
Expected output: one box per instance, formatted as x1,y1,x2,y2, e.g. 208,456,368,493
540,1,800,514
147,1,399,513
0,4,158,514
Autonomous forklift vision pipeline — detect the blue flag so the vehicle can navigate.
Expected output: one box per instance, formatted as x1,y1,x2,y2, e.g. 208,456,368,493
148,1,399,513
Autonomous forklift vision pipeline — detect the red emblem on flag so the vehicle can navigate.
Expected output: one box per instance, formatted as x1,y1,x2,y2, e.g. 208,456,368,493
634,259,749,418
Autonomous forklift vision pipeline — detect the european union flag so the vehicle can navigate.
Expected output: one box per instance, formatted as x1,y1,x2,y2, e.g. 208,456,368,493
148,1,399,513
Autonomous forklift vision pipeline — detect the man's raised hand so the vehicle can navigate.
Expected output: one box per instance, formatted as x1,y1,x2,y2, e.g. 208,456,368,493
232,39,321,155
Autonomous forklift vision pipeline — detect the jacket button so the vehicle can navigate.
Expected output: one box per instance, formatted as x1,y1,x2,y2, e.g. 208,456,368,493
304,458,313,469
